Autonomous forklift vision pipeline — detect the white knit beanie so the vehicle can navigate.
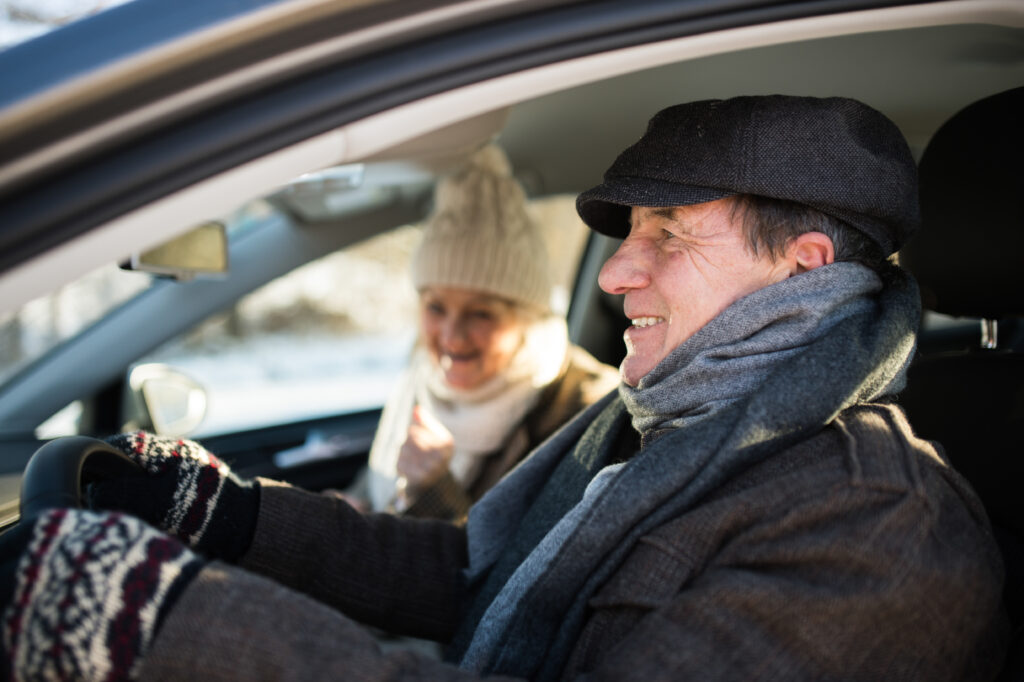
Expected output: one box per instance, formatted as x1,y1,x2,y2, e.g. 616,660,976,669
411,144,552,312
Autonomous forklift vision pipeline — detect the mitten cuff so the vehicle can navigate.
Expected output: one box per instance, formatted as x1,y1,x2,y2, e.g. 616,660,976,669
196,478,260,562
103,432,260,562
4,509,202,682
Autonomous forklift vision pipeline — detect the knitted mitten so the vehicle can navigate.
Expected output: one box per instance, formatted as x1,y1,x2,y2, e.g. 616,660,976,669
2,508,202,681
90,431,259,562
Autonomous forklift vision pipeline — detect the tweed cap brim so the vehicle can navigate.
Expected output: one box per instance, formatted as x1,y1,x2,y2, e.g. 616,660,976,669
577,179,733,238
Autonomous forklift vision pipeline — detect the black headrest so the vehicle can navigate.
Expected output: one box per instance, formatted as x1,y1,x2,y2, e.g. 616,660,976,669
899,87,1024,319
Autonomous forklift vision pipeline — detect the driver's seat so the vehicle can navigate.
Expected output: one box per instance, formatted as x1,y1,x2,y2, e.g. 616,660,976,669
898,86,1024,679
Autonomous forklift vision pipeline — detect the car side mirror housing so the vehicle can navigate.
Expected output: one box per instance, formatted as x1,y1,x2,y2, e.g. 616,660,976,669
124,363,208,437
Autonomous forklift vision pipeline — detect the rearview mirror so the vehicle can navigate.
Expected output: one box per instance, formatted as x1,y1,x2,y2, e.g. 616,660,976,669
128,221,228,280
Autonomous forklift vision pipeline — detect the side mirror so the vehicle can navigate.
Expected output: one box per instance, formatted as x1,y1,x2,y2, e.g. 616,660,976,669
126,221,228,281
125,364,208,437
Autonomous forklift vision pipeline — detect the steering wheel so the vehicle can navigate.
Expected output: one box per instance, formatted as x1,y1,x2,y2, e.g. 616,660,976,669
19,436,143,521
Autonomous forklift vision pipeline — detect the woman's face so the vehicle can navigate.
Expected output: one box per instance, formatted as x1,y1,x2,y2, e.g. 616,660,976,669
419,287,525,390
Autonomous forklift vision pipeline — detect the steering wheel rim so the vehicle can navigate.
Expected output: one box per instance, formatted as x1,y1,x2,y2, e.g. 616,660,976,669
20,436,142,521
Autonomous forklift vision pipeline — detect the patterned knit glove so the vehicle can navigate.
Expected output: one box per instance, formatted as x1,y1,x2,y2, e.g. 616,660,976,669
1,508,202,682
89,431,259,562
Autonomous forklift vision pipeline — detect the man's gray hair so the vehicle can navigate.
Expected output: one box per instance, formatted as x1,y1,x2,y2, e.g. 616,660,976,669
732,194,896,279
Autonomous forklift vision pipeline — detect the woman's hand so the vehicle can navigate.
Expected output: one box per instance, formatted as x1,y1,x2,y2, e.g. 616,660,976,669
395,406,455,500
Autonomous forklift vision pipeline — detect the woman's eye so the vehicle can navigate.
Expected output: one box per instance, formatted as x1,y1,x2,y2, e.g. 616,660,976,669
425,302,445,316
468,309,496,321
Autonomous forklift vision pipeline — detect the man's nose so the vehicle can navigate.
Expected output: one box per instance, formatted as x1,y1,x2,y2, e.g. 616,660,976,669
598,236,652,295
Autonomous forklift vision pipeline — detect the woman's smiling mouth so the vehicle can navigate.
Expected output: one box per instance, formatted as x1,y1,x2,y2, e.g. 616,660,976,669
440,352,479,370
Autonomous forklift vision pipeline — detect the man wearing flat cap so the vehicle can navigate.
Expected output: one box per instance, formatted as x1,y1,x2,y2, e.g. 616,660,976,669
0,96,1006,681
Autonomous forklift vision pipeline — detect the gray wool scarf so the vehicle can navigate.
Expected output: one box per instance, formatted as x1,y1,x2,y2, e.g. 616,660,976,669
457,262,920,680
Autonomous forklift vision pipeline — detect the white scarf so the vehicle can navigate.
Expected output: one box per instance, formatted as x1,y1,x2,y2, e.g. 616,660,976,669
366,316,569,512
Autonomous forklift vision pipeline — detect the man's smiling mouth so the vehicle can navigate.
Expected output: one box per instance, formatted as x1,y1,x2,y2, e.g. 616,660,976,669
630,316,665,328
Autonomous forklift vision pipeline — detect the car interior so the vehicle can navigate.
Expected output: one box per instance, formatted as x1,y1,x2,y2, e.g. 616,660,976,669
0,2,1022,673
898,85,1024,677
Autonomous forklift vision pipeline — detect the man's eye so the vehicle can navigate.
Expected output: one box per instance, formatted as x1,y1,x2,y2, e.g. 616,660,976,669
425,302,445,315
468,310,496,321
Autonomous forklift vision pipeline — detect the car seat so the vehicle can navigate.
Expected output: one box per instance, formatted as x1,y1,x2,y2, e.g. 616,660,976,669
898,86,1024,679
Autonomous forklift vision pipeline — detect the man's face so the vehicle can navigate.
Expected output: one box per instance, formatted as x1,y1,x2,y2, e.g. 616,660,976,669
598,198,791,386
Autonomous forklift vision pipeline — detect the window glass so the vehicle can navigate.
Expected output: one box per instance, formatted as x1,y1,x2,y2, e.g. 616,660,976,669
27,193,591,440
0,265,153,387
0,199,276,394
137,224,420,437
132,194,591,437
530,195,592,316
0,0,135,50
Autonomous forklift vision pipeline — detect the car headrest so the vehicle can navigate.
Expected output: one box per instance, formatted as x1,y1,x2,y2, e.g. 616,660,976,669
899,86,1024,319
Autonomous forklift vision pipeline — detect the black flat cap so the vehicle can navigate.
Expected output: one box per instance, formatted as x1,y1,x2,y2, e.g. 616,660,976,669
576,95,919,255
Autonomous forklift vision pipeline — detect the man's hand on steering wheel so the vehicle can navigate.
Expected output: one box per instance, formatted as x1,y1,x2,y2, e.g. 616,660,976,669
0,508,203,682
90,431,260,563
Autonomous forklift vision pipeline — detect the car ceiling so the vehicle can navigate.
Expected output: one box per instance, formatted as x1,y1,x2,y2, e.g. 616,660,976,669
499,22,1024,195
277,19,1024,225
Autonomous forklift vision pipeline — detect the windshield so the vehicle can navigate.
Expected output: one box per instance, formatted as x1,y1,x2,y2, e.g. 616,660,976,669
0,199,271,390
0,265,152,386
3,189,589,441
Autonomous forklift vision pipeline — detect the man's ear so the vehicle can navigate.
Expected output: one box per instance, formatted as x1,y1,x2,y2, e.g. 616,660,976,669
790,231,835,274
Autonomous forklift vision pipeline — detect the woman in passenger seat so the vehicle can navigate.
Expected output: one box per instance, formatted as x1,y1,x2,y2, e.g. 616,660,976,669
352,144,618,521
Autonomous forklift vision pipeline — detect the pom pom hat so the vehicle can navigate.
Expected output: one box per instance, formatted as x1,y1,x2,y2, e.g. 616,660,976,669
576,95,920,255
412,144,552,311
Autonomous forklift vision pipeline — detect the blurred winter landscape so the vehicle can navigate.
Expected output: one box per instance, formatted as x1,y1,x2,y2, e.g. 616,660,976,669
2,203,425,438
